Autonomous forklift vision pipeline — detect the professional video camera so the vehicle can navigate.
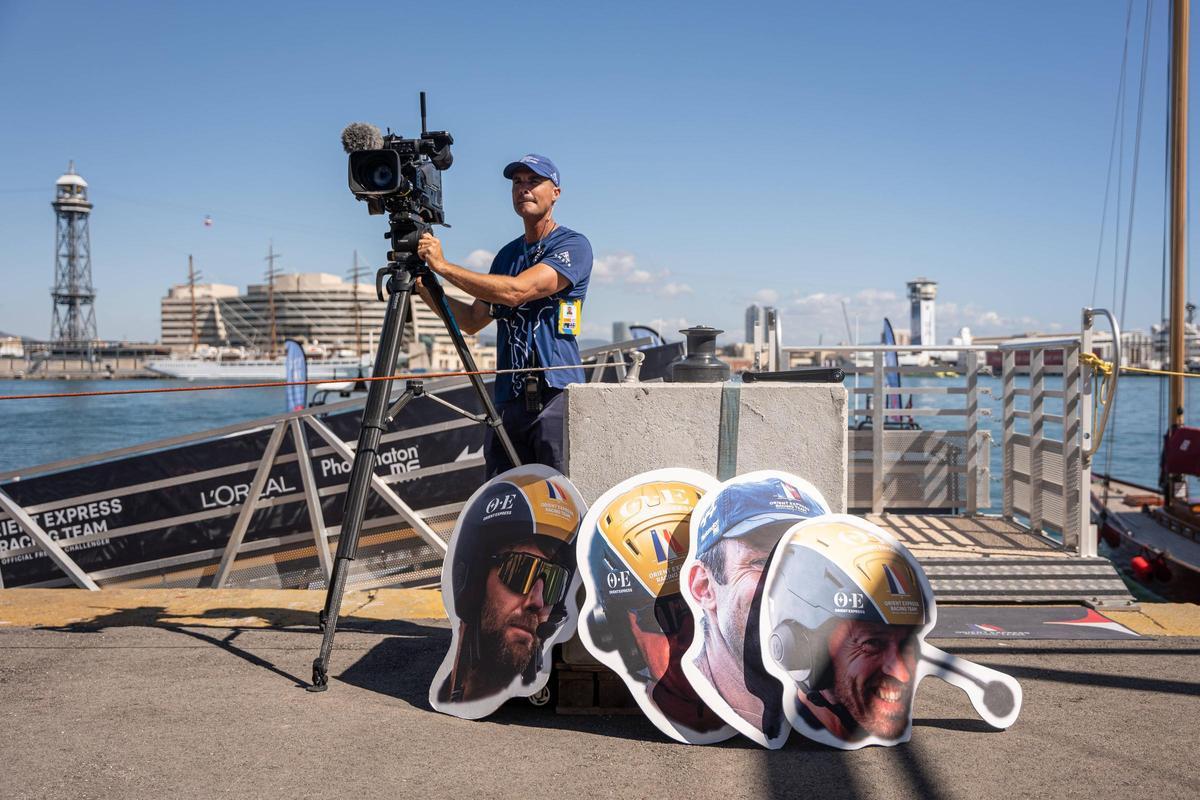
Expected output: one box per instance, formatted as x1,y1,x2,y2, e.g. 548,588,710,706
312,94,520,692
341,94,454,263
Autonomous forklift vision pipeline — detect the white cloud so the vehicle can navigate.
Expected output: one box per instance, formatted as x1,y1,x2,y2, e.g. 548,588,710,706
780,287,1057,345
753,288,779,304
590,251,688,298
463,249,494,270
592,253,639,284
659,282,693,298
641,317,690,337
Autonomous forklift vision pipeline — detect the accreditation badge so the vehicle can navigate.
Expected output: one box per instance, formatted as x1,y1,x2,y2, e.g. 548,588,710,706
557,299,581,335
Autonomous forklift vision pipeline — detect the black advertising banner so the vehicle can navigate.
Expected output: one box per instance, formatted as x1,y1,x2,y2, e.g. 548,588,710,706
0,380,489,587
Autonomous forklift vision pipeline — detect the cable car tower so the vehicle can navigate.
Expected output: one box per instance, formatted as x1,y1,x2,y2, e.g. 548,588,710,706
50,161,98,346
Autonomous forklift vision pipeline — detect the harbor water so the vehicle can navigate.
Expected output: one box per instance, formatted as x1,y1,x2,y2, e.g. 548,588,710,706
0,374,1188,500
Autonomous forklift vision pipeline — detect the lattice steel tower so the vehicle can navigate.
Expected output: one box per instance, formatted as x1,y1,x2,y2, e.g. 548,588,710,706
50,161,98,344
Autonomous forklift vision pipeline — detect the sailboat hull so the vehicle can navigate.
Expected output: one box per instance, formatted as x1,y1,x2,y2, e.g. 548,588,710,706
1091,474,1200,602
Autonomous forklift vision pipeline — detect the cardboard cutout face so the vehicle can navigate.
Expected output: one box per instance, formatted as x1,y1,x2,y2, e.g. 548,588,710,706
430,464,586,720
576,468,735,744
680,471,831,749
759,515,1023,750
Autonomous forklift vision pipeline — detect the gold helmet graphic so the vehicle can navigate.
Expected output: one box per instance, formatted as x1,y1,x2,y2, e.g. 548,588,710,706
790,521,926,626
506,472,582,544
597,480,702,596
765,516,930,685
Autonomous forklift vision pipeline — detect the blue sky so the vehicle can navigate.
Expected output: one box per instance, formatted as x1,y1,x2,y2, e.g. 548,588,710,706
0,1,1190,345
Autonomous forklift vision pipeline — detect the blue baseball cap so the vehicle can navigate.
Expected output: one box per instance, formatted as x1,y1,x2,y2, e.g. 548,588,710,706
695,478,829,557
503,154,560,186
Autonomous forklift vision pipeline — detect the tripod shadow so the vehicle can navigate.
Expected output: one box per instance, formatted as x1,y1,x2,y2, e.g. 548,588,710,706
332,621,452,707
38,603,451,690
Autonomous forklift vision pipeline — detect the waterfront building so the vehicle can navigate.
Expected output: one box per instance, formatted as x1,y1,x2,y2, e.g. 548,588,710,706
1151,317,1200,368
907,278,937,346
745,304,782,345
745,304,761,344
1121,330,1154,369
0,335,24,358
160,272,490,368
744,304,783,369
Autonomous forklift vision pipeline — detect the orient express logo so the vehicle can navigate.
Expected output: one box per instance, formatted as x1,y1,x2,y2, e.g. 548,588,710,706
484,492,518,520
834,591,866,611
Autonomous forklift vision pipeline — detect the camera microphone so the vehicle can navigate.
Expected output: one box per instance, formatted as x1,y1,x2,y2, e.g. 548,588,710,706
341,122,383,154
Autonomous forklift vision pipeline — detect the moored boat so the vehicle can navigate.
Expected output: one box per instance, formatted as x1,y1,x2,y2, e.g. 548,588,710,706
1089,0,1200,601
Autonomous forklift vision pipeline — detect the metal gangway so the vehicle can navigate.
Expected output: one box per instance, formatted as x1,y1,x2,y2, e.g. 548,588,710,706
785,308,1129,607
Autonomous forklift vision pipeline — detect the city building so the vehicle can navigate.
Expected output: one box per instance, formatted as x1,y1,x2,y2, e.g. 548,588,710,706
907,279,937,346
744,303,783,369
745,304,782,345
1151,317,1200,369
1121,329,1154,369
160,272,490,369
1,335,24,358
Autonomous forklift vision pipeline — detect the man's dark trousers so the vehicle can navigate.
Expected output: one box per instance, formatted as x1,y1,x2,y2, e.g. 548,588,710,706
483,388,566,477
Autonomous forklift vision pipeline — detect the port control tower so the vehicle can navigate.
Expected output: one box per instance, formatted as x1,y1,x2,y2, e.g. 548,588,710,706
907,278,937,347
50,161,98,346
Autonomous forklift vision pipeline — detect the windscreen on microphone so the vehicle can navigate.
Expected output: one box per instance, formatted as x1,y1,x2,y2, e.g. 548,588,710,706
341,122,383,153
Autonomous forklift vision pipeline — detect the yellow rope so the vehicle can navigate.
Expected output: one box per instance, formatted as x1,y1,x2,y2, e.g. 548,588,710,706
1081,351,1200,378
1079,351,1113,376
1120,364,1200,377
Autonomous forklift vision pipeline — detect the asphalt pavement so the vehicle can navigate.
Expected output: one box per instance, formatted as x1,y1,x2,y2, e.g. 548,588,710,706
1,592,1198,800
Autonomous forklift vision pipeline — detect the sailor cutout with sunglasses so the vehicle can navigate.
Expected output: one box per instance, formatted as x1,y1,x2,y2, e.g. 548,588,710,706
433,468,583,716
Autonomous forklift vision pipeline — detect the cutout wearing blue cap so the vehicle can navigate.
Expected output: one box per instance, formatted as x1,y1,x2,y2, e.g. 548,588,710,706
503,154,560,187
695,477,830,557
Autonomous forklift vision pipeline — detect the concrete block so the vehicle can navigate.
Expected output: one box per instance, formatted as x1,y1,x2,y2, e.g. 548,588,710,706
564,382,847,511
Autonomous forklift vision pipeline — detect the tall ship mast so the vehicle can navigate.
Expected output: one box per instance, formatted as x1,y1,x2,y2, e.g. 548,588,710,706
1165,0,1189,503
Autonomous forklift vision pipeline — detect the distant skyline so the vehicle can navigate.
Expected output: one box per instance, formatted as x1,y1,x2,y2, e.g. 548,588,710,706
0,1,1194,346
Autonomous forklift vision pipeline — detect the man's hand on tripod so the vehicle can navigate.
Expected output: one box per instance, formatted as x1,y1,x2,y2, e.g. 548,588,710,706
417,233,448,271
414,276,435,308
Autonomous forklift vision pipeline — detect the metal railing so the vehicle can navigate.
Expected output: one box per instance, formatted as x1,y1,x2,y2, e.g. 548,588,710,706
800,345,994,515
784,307,1114,557
999,310,1116,557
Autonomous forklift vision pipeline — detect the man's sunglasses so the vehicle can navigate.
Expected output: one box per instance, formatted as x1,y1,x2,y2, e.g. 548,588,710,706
491,551,570,606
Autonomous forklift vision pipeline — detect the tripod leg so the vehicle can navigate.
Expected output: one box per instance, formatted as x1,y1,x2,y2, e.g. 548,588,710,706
423,273,522,470
310,272,414,691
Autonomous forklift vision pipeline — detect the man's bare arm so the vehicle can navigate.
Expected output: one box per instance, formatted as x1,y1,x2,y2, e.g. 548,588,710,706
414,280,493,335
417,233,570,307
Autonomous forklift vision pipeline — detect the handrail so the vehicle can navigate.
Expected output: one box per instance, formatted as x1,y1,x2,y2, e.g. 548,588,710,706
998,336,1081,350
1084,307,1120,460
784,344,997,353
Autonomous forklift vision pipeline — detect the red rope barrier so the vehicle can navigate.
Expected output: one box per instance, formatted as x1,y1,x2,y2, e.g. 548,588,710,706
0,364,587,402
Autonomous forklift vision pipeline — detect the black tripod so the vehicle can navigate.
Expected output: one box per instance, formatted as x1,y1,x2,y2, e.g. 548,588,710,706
308,213,519,691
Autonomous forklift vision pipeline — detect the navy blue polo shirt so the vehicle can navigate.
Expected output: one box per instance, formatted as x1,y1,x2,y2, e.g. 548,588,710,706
489,226,592,402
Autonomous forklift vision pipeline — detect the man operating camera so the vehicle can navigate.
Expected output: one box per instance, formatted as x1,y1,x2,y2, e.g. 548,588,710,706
416,154,592,477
